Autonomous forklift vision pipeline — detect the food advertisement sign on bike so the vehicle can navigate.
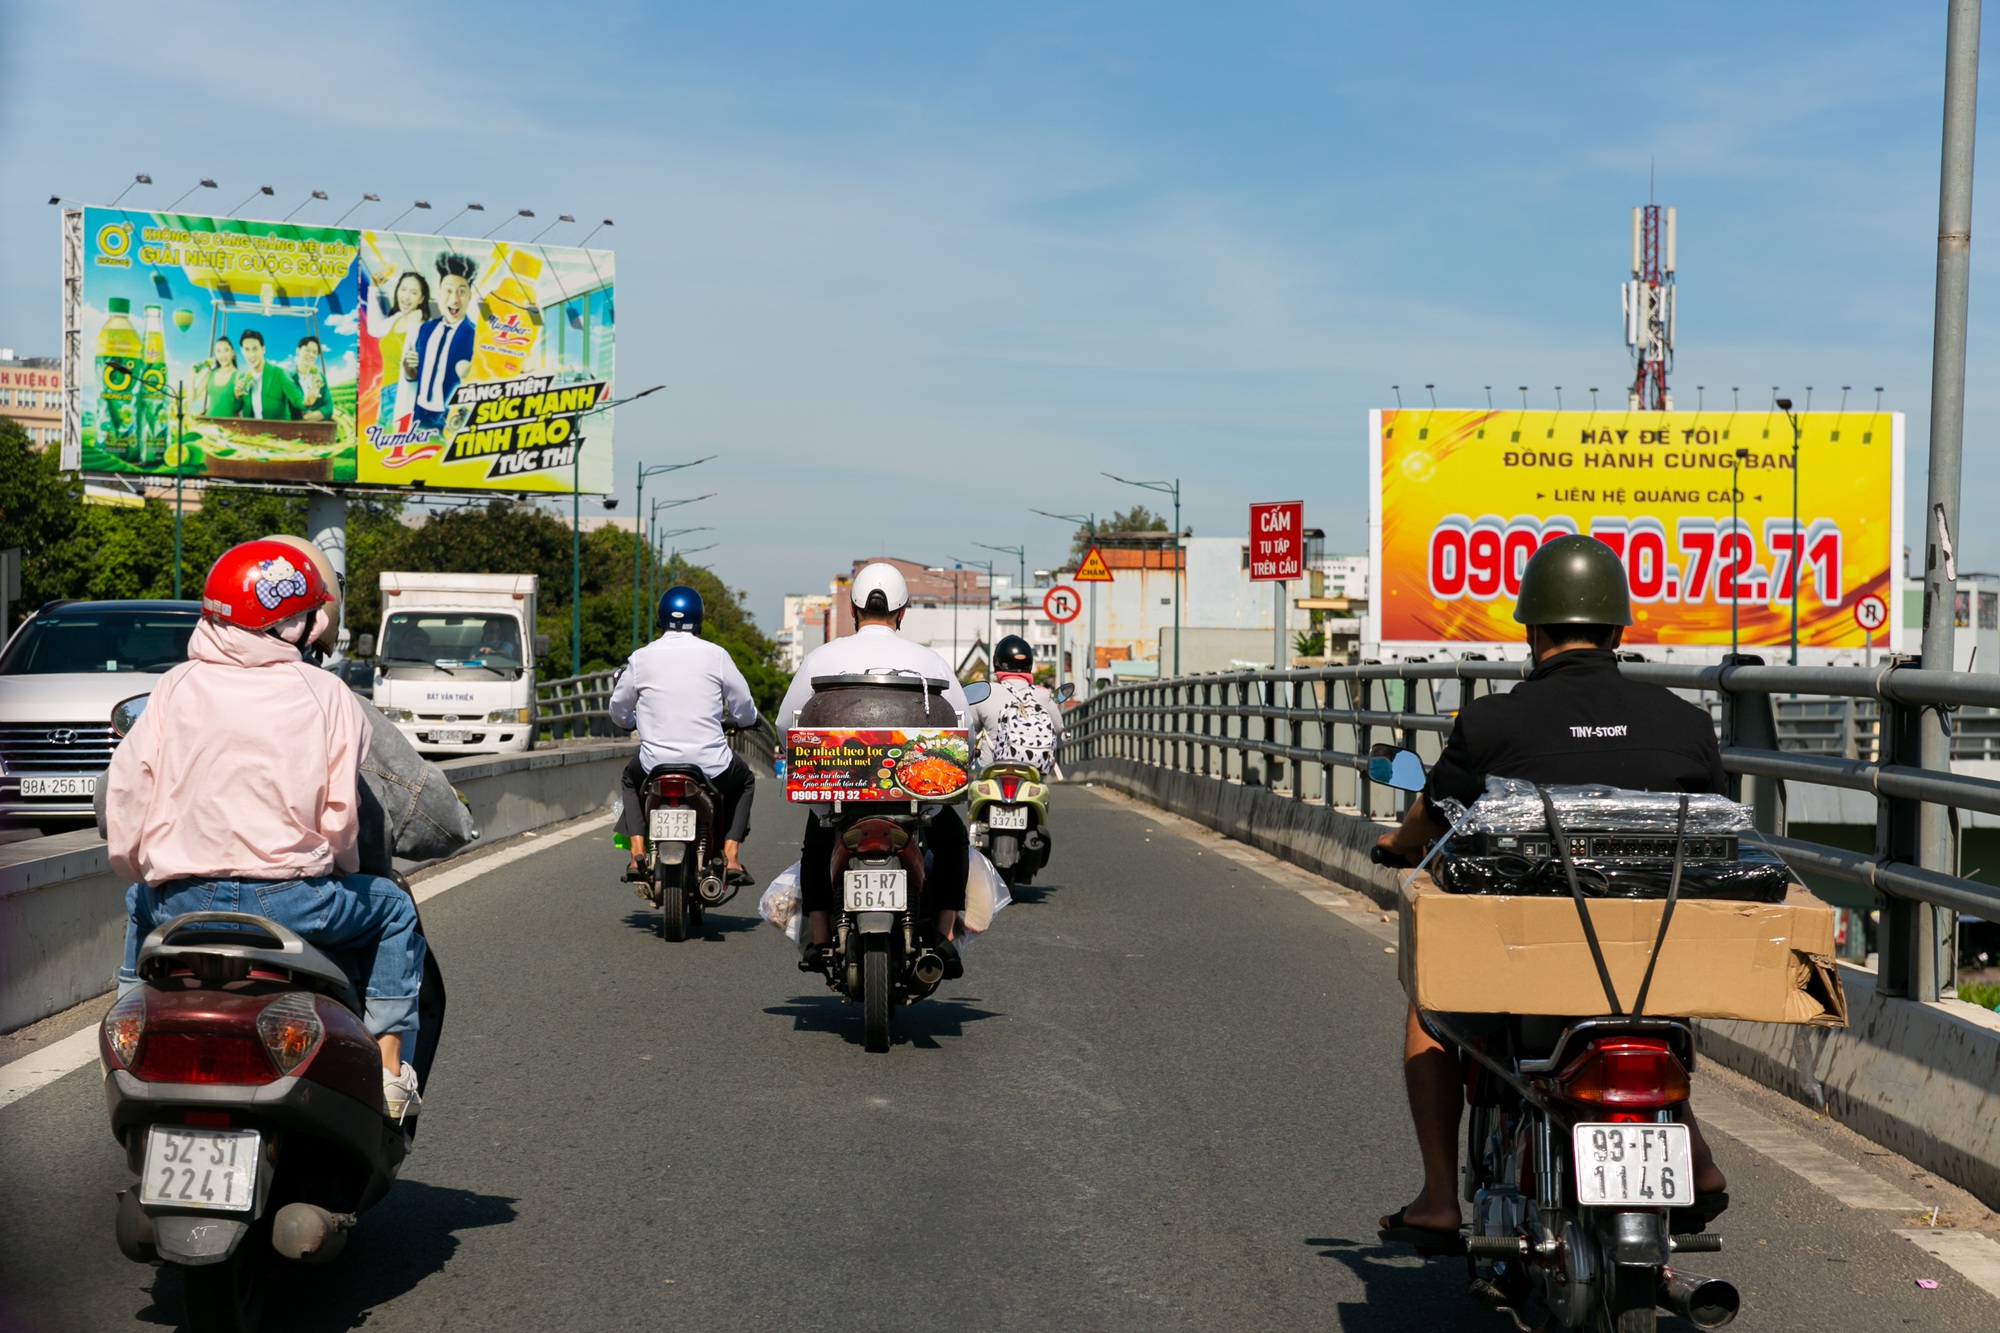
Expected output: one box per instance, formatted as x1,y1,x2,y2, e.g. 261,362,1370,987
62,206,615,493
1369,409,1904,650
785,728,972,803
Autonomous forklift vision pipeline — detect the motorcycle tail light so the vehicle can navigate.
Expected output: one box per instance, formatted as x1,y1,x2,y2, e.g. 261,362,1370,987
134,1034,278,1085
1558,1038,1690,1109
653,775,688,800
999,775,1021,802
103,990,146,1069
255,993,324,1075
842,818,910,852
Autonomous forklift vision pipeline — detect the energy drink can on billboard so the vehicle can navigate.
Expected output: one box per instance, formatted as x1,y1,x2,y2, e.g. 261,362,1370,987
96,296,142,453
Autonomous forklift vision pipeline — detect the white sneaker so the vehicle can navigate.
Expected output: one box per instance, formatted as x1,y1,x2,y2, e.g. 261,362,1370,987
383,1062,422,1124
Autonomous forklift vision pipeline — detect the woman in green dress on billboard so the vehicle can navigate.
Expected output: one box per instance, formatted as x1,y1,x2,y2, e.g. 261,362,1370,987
190,335,244,418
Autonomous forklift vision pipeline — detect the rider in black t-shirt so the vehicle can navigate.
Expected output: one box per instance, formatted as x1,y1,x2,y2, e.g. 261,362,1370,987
1373,535,1730,1252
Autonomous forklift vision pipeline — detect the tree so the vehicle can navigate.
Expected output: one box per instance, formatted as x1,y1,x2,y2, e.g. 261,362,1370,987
1070,504,1167,557
0,421,83,609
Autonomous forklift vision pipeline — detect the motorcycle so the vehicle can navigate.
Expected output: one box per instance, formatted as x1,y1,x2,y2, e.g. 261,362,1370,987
967,684,1072,889
1368,747,1739,1332
791,672,977,1053
638,762,734,942
99,694,447,1333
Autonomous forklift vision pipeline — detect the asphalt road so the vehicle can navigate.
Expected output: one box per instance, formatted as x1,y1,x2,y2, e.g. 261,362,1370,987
3,785,1997,1330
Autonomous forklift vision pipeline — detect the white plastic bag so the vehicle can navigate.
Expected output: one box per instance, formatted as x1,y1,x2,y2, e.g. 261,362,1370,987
759,861,805,949
961,849,1011,937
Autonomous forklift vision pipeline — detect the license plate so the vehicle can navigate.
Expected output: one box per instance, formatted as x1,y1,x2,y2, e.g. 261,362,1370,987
650,807,697,841
1572,1123,1694,1207
20,775,96,797
844,868,907,911
139,1125,260,1212
988,805,1029,830
430,730,472,745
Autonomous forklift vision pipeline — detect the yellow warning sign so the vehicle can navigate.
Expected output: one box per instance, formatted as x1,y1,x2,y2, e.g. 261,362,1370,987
1074,545,1114,583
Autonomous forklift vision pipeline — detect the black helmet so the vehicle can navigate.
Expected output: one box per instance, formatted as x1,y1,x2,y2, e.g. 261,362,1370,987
1512,535,1633,627
657,585,704,634
993,635,1034,674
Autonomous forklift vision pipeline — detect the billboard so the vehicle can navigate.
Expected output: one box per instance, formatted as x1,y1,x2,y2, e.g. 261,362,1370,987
62,207,615,493
1369,409,1904,650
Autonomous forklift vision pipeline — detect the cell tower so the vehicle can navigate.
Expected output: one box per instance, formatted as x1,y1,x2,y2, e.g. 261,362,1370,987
1622,203,1676,409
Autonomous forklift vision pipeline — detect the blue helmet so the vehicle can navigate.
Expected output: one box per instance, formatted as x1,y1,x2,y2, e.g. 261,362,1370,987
657,585,704,634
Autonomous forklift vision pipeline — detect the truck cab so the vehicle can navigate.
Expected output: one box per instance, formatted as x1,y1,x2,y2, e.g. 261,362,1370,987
371,572,544,756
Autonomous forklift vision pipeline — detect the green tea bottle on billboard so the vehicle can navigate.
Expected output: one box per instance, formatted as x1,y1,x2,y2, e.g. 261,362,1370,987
138,304,168,464
96,296,141,455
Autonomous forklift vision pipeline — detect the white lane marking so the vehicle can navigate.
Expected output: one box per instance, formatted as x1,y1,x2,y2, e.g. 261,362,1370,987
1894,1228,2000,1300
0,813,616,1111
1697,1097,1921,1210
0,1026,100,1112
411,812,614,904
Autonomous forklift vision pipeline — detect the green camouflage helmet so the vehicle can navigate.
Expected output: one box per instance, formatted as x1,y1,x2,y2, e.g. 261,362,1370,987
1512,534,1634,626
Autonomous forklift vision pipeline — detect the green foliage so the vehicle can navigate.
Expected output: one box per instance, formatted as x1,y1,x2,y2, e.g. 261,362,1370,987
1960,982,2000,1011
0,421,84,608
1070,504,1167,557
1293,630,1325,658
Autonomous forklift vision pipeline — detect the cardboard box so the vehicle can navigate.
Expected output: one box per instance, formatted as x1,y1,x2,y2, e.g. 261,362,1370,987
1398,873,1847,1026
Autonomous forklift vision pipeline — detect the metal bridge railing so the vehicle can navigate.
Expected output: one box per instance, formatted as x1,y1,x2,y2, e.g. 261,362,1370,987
1062,657,2000,1002
532,669,782,772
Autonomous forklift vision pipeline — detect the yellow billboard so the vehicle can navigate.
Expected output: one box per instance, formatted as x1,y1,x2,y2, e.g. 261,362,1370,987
1369,409,1904,650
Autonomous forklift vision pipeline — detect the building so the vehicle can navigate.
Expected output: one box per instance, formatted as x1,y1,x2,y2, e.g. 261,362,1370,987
783,557,1074,682
0,353,62,450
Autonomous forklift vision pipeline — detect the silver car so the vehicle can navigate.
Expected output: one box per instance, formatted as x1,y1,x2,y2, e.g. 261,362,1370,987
0,600,200,829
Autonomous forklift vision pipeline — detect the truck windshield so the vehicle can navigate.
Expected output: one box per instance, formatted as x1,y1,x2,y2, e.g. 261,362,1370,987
380,613,523,672
0,609,199,675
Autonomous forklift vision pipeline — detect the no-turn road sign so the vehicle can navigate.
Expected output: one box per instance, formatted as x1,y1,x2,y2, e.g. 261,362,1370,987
1852,594,1888,633
1043,585,1082,624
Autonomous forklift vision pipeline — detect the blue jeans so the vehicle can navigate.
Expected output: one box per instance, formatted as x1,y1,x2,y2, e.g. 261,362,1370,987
118,875,425,1047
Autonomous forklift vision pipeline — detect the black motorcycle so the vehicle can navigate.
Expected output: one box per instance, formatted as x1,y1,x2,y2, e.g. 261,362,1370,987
640,763,734,941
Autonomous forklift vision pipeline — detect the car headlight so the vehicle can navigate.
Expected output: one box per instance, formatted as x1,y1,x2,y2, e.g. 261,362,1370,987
487,708,531,723
379,707,415,722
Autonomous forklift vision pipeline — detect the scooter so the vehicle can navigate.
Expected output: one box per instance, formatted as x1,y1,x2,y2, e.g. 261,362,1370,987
100,695,446,1333
967,763,1050,887
1368,747,1739,1332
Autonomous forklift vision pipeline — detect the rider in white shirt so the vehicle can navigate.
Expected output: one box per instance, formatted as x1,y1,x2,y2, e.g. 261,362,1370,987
610,586,762,886
778,563,972,970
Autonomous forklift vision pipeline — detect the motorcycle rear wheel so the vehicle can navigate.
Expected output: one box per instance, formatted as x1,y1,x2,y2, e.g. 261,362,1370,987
178,1242,267,1333
661,859,690,942
862,940,892,1053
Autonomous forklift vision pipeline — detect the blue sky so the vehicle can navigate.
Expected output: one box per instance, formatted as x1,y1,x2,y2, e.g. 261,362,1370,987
1,1,1994,627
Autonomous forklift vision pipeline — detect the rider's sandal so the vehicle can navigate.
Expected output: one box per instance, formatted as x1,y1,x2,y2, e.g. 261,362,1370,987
622,858,647,883
726,867,755,888
1670,1191,1730,1234
1376,1208,1467,1256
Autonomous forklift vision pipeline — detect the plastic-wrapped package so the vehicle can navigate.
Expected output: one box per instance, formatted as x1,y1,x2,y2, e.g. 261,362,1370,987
1460,777,1753,836
962,850,1012,937
759,863,805,949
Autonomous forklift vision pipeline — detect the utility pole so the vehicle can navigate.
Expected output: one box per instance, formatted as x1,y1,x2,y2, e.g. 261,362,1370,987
631,457,712,652
1034,508,1097,696
1104,474,1182,676
171,384,185,600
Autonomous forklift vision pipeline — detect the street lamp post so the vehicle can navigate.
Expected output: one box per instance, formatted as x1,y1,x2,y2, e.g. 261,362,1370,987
1104,473,1182,677
567,383,664,674
1033,508,1097,696
1730,448,1749,656
1775,397,1803,665
951,555,997,674
633,457,713,651
171,384,186,599
974,542,1026,659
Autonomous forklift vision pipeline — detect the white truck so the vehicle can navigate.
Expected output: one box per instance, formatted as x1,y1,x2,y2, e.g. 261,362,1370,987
368,572,547,756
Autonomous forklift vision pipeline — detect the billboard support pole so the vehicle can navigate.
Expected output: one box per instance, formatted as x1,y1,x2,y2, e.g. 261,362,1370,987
1905,0,1982,1001
172,386,184,600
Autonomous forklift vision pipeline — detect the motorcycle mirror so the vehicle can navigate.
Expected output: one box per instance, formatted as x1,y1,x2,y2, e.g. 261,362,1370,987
355,632,376,658
1052,682,1076,704
961,680,992,705
533,633,551,658
111,693,150,738
1366,744,1427,792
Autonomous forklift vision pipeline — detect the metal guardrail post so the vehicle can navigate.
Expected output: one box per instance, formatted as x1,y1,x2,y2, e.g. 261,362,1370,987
1720,655,1785,837
1877,674,1952,999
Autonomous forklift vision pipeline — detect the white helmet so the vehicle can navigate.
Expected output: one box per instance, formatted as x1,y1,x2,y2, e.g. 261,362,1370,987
850,562,910,614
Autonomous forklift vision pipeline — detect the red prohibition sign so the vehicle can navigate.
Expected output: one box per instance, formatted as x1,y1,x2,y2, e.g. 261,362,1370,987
1043,584,1082,624
1852,594,1888,633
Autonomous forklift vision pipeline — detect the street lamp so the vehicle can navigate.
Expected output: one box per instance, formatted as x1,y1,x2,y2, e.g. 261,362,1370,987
568,383,664,673
647,513,711,617
1032,508,1097,695
632,457,714,650
162,179,218,213
1730,447,1750,657
1104,473,1182,677
1775,397,1803,664
951,555,997,674
974,542,1026,650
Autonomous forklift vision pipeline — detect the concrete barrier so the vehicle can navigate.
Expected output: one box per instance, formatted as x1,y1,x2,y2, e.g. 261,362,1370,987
1069,755,2000,1212
0,740,632,1035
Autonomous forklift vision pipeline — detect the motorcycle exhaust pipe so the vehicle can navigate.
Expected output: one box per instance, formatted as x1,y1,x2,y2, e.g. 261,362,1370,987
271,1202,357,1264
910,949,947,987
1659,1269,1740,1329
